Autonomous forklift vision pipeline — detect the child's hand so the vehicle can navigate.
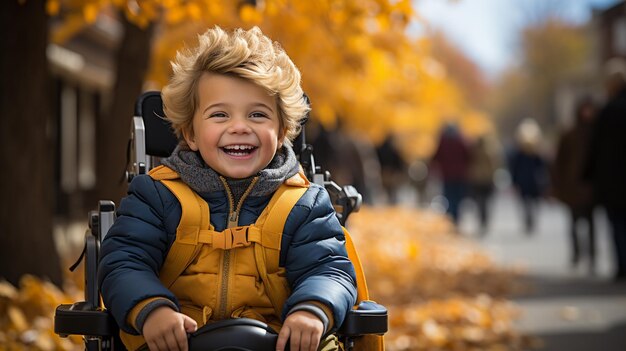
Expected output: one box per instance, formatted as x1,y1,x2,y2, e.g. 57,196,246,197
276,310,324,351
142,306,197,351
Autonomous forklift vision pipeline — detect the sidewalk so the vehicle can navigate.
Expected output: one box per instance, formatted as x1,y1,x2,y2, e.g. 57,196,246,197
458,189,626,350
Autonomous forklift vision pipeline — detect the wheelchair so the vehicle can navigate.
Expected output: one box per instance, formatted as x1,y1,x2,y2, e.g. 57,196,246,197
54,92,387,351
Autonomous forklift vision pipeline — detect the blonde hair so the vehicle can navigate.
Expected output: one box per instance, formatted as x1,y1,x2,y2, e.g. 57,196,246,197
162,26,309,146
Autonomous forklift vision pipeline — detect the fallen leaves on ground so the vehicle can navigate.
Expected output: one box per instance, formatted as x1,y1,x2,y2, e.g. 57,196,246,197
348,206,535,350
0,276,83,350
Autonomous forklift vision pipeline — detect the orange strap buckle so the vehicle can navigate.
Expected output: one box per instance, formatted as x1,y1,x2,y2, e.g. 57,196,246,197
213,226,251,249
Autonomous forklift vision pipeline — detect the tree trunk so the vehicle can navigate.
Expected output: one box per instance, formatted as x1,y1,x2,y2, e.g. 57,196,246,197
0,0,63,286
95,14,154,205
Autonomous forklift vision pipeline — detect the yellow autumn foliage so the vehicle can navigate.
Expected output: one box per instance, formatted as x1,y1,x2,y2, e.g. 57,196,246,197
49,0,493,160
0,276,83,351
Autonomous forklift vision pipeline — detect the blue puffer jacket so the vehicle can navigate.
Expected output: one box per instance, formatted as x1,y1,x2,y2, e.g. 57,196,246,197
98,174,357,334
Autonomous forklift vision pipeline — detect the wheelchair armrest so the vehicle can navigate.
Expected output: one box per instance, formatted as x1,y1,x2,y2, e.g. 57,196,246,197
337,300,388,336
54,302,117,337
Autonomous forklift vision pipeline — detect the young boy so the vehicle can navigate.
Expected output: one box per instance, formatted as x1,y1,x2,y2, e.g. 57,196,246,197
98,26,357,351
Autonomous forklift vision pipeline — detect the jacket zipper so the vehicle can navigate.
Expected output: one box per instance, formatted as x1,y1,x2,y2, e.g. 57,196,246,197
216,176,259,320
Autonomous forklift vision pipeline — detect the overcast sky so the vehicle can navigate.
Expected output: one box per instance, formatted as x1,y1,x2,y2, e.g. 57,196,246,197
411,0,622,77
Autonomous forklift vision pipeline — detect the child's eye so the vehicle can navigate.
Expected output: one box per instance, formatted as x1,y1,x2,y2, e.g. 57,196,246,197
250,112,268,119
209,112,228,118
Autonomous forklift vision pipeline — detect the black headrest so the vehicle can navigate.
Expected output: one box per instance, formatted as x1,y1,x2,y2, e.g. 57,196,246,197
134,91,178,157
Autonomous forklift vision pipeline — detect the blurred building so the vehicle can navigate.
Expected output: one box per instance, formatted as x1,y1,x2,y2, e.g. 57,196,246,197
47,15,119,218
555,1,625,131
594,1,626,63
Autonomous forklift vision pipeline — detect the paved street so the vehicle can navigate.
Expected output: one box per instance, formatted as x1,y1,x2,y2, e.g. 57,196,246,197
458,188,626,351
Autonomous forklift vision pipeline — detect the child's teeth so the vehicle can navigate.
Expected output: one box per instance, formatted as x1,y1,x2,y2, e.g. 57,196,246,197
223,145,255,154
227,145,252,150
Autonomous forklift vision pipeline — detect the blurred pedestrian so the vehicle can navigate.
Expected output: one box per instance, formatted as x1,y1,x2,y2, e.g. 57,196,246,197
584,58,626,281
552,97,597,272
509,118,548,234
468,136,497,234
408,158,430,207
376,135,407,204
430,123,470,225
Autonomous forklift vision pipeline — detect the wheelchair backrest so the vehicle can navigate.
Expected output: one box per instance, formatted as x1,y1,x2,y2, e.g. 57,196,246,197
135,92,178,157
128,92,177,179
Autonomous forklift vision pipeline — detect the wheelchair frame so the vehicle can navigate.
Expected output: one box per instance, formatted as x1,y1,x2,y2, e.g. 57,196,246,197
54,91,386,351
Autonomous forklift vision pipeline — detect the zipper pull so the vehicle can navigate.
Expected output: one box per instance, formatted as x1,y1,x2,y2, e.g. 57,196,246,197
228,212,238,228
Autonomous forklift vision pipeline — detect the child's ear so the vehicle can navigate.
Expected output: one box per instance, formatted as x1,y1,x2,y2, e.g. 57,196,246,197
277,127,287,149
183,128,199,151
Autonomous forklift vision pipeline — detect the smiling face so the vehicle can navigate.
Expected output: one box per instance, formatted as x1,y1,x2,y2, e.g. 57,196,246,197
183,73,285,179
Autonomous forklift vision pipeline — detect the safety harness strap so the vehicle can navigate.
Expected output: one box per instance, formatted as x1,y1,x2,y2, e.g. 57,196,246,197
253,184,308,318
194,226,281,250
149,166,213,288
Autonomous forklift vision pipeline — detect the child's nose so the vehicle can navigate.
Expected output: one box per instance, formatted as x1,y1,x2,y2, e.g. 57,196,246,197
228,117,252,134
